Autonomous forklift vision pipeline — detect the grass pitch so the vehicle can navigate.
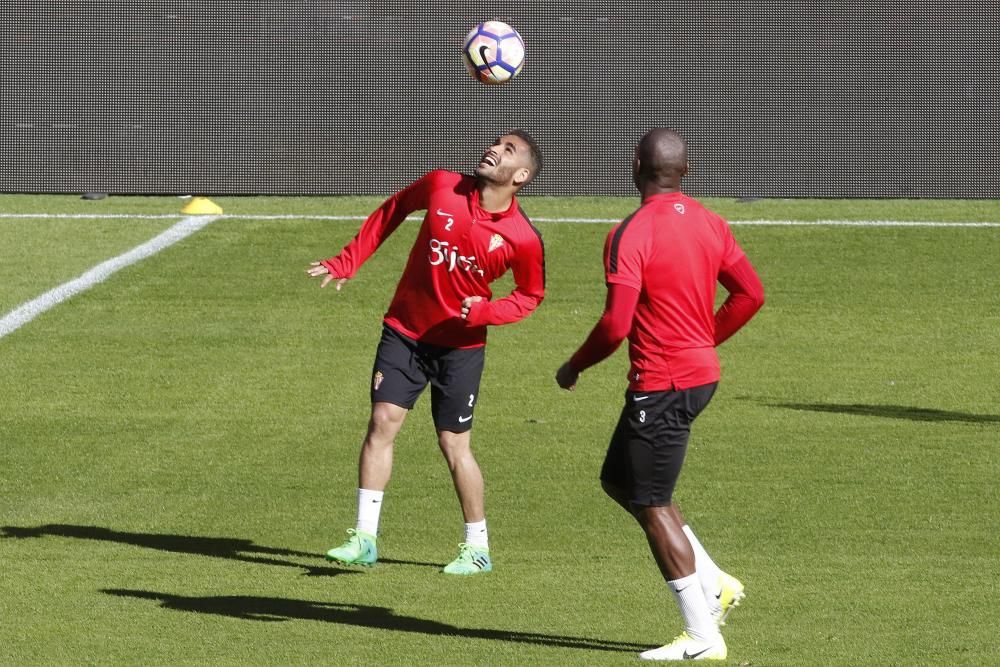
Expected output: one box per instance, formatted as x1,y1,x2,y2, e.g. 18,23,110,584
1,194,998,665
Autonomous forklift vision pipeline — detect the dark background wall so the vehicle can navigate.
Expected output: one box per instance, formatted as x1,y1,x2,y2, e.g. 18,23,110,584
2,2,997,197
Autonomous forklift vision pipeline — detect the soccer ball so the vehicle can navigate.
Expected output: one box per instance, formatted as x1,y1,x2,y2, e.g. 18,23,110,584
462,21,525,84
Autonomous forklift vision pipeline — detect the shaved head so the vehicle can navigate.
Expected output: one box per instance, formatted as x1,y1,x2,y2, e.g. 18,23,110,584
633,128,688,192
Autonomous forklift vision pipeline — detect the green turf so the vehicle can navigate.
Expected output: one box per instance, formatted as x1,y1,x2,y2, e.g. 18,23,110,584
1,195,998,665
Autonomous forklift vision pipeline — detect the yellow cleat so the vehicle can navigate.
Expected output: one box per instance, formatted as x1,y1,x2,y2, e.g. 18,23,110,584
640,631,727,661
714,572,745,627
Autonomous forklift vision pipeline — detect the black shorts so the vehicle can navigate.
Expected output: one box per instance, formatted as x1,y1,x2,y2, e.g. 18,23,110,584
600,382,718,507
369,324,485,433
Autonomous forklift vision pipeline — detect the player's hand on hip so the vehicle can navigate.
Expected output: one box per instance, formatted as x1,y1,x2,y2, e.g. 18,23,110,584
461,296,484,319
307,261,348,290
555,361,579,391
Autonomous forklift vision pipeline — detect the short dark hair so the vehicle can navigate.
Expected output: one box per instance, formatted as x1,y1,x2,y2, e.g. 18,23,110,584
506,128,543,184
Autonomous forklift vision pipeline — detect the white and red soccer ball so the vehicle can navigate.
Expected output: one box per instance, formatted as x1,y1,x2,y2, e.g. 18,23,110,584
462,21,525,84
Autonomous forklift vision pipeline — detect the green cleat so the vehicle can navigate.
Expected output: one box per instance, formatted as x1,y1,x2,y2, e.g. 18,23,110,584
442,543,492,575
325,529,377,567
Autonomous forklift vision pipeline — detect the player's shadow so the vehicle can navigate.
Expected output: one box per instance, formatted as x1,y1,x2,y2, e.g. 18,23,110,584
0,524,440,575
771,402,1000,424
103,589,647,653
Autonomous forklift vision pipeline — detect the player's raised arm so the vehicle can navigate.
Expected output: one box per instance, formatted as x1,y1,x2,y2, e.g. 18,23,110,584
308,171,440,285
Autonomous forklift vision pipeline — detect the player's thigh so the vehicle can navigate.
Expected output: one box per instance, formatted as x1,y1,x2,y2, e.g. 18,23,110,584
601,383,718,507
370,325,428,409
642,383,718,503
600,401,634,492
622,391,693,507
428,346,485,433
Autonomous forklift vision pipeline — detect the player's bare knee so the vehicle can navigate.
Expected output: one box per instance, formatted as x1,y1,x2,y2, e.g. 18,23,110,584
367,404,405,442
372,401,405,425
637,505,683,542
437,431,473,466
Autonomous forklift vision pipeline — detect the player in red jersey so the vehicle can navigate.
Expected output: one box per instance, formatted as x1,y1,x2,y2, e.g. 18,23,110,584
308,130,545,575
556,129,764,660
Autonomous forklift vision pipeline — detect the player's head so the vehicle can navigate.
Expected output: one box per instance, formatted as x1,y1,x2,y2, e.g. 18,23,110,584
633,128,688,191
475,129,543,191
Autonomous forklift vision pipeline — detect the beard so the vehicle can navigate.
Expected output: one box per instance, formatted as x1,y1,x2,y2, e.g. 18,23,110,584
475,162,514,186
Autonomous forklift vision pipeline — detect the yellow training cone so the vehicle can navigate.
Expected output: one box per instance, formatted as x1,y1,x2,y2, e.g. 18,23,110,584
181,197,223,215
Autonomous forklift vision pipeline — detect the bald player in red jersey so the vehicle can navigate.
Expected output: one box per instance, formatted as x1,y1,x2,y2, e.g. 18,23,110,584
556,129,763,661
308,130,545,575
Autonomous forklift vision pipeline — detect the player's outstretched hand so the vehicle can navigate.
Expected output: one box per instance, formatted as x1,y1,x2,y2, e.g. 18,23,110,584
555,361,579,391
461,295,485,320
307,261,348,291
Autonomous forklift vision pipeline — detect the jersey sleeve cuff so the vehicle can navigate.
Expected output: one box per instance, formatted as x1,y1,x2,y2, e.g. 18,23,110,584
464,299,489,326
320,258,349,277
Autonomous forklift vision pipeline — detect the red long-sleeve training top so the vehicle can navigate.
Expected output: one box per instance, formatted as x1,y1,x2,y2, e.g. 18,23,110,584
321,170,546,349
569,192,764,391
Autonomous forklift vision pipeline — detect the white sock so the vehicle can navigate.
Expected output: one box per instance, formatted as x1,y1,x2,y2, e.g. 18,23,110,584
668,573,720,642
464,519,489,549
683,524,723,607
355,488,384,536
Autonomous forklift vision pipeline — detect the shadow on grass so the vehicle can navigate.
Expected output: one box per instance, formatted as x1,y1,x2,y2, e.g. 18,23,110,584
103,588,647,653
0,524,441,575
770,402,1000,424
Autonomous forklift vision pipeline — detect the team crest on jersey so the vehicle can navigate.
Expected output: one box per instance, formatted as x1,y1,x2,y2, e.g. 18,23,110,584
488,233,505,253
373,371,384,391
674,203,686,214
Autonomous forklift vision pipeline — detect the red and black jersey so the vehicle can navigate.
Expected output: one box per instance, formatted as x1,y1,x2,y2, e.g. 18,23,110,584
602,192,750,391
321,170,546,349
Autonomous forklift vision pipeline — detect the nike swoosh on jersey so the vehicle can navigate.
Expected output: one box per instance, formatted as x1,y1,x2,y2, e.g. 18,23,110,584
436,208,454,218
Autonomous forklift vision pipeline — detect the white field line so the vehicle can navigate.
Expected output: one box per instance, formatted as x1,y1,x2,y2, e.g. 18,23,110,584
2,212,993,338
2,212,999,227
231,215,1000,226
0,215,219,339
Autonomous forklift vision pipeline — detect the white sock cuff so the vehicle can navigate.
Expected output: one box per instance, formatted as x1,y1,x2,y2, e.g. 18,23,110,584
668,573,700,593
464,519,489,548
358,488,384,503
356,488,384,535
